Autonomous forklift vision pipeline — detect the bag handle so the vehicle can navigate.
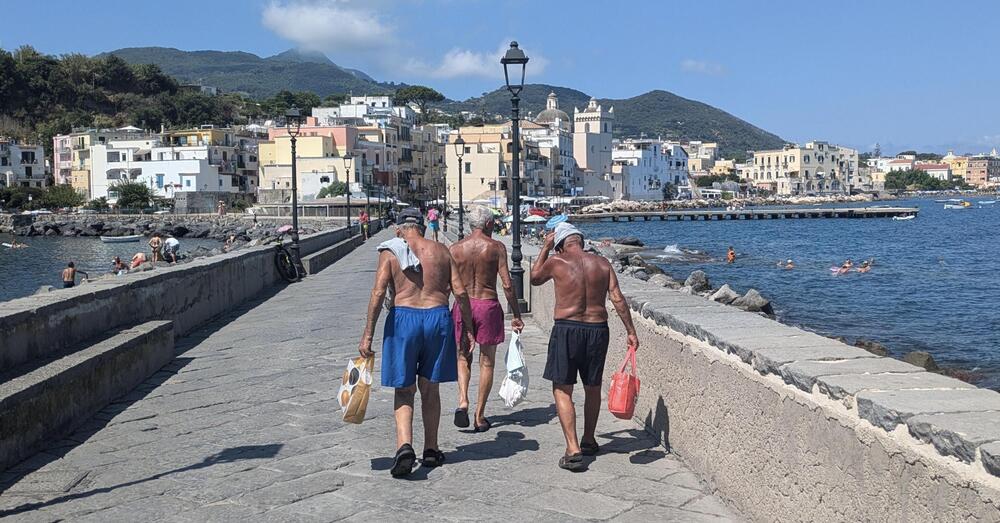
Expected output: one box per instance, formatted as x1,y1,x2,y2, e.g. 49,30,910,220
618,347,637,375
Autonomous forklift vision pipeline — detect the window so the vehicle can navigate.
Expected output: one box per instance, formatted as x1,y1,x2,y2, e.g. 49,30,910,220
320,176,330,183
185,179,191,187
25,166,32,178
218,179,223,187
464,146,471,154
585,123,590,133
156,174,164,188
464,162,471,174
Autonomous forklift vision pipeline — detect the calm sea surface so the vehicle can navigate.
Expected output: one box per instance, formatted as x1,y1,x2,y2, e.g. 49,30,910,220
578,197,1000,388
0,236,221,303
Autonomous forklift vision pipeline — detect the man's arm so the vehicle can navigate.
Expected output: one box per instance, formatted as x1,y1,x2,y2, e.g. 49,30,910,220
496,243,524,332
529,232,556,286
449,252,476,352
359,251,394,357
608,266,639,351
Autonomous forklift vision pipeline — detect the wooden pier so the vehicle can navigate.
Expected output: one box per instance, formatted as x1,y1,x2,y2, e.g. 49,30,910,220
568,206,920,222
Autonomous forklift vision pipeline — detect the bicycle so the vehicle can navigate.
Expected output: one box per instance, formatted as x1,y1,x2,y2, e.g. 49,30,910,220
274,224,303,282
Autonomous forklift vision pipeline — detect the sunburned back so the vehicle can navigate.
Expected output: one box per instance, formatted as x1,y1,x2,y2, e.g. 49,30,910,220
450,235,501,300
390,236,453,308
550,250,612,322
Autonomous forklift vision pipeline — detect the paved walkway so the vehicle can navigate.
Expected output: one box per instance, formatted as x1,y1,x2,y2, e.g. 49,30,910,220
0,229,739,522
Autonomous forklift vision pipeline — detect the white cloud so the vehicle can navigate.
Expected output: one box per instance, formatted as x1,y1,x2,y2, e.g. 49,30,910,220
408,41,549,80
261,1,392,53
680,59,725,76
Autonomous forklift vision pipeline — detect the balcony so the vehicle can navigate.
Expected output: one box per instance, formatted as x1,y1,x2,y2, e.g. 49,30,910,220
72,143,86,151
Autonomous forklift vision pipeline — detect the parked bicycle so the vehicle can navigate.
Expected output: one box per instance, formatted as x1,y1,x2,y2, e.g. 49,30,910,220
274,224,303,282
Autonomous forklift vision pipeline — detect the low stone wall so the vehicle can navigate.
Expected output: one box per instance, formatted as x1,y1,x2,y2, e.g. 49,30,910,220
0,226,356,373
0,321,174,472
529,276,1000,521
1,213,344,239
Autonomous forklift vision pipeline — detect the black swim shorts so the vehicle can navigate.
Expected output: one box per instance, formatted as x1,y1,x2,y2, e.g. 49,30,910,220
543,319,610,386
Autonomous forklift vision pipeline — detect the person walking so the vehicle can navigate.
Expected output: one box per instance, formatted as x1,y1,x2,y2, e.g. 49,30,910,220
358,207,475,478
530,222,639,472
449,206,524,432
359,209,370,240
148,233,163,263
426,207,440,242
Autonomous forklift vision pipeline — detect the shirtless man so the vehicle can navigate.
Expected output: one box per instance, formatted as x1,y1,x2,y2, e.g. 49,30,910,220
61,261,88,288
359,207,475,478
449,206,524,432
530,222,639,472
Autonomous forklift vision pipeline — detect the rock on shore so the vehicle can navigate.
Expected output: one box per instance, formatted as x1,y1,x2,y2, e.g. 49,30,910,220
580,193,880,214
8,215,335,241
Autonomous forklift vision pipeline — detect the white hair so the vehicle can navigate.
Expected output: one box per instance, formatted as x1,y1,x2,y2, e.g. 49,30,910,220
467,205,494,230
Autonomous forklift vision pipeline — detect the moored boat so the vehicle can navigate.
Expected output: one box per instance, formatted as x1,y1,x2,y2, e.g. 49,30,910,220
100,234,143,243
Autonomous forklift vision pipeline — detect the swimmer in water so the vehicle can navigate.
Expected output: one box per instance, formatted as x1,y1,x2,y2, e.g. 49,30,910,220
781,259,795,270
857,260,872,273
726,246,736,264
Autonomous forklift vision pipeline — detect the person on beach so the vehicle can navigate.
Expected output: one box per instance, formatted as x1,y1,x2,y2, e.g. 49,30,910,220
61,262,88,288
449,206,524,432
164,236,180,263
360,209,370,240
111,256,128,275
148,233,163,262
530,222,639,472
358,207,475,478
130,252,147,269
217,200,226,216
427,207,440,241
726,246,736,264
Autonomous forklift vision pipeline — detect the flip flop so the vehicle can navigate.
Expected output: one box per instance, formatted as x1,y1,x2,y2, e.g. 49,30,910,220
390,443,416,478
454,408,470,428
558,453,586,472
422,448,446,467
473,418,492,433
580,440,600,456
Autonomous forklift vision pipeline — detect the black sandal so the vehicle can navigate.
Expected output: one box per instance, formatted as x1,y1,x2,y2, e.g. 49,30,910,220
473,418,492,433
558,453,586,472
422,448,446,467
390,443,416,478
580,440,600,456
454,408,470,428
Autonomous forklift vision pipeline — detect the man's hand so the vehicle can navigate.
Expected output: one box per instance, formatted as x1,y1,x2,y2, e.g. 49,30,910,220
462,330,476,355
542,232,555,251
511,317,524,333
627,333,640,352
359,337,375,358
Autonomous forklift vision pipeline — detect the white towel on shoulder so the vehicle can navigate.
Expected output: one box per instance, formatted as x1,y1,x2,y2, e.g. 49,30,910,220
377,237,420,272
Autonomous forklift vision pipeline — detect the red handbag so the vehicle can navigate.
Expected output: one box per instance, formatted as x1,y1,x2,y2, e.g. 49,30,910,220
607,347,640,420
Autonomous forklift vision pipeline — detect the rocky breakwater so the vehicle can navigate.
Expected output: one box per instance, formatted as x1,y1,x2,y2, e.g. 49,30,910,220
580,193,881,214
10,214,335,241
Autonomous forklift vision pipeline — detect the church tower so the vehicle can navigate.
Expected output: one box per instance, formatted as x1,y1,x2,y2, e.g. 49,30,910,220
573,98,614,174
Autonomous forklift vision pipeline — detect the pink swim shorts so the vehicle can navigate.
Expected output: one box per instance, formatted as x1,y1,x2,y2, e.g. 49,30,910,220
452,298,506,347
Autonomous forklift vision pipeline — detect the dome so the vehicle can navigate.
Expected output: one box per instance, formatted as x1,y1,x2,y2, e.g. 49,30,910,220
534,92,570,130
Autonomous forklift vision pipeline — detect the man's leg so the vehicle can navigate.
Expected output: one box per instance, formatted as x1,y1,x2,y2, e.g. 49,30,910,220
552,384,581,456
474,345,497,426
418,377,441,451
394,385,416,450
456,347,472,412
581,385,601,447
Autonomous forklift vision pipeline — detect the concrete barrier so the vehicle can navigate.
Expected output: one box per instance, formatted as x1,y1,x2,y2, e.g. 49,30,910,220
0,321,174,472
529,276,1000,521
0,226,356,373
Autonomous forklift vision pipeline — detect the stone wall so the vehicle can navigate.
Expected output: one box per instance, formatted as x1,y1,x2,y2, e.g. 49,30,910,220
0,226,356,373
173,191,252,214
529,276,1000,521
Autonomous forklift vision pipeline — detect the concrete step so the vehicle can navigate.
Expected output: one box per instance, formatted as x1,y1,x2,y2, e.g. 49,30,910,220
0,321,175,472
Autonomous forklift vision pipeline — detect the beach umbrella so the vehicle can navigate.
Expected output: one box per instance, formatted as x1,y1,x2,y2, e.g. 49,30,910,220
523,215,546,223
546,214,568,230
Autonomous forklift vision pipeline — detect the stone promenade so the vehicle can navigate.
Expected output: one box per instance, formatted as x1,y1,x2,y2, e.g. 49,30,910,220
0,229,739,522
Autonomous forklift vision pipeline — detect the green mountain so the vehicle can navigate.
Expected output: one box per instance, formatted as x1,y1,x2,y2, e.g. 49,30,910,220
103,47,394,98
443,85,786,158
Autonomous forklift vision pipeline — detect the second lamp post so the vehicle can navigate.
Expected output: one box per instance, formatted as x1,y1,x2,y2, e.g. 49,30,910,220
501,41,529,313
454,134,465,239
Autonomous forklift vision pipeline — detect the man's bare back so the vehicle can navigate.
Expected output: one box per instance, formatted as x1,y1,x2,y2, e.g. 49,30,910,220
389,235,457,309
449,233,505,301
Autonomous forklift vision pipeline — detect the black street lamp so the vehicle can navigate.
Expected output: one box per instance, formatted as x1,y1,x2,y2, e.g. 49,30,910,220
285,107,306,279
501,41,529,313
454,133,466,239
344,152,354,233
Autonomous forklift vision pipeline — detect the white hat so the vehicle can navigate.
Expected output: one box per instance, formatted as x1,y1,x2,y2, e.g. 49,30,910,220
554,222,583,250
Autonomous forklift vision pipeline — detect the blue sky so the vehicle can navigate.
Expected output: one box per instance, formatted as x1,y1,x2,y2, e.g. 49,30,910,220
3,0,999,154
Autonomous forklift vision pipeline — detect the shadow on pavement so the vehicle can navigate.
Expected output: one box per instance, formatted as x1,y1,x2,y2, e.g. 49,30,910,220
0,444,283,517
447,430,540,465
597,427,668,464
487,404,558,429
641,395,672,452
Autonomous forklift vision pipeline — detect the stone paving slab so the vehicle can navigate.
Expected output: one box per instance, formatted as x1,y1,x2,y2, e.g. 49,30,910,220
905,412,1000,463
856,388,1000,431
817,371,976,401
0,229,740,522
779,357,924,392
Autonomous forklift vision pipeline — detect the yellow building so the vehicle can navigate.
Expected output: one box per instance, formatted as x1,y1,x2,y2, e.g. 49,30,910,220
258,135,355,200
942,151,968,181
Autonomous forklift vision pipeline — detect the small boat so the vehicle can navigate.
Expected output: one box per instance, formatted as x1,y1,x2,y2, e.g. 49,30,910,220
100,235,143,243
892,215,916,221
979,200,996,205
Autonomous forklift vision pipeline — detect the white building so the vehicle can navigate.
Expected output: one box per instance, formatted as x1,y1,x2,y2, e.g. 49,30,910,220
1,140,47,188
611,139,690,200
915,162,951,181
748,141,858,195
88,141,234,204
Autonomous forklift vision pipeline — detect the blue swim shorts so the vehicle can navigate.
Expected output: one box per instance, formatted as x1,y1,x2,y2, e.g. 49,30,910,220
381,305,457,388
429,221,439,231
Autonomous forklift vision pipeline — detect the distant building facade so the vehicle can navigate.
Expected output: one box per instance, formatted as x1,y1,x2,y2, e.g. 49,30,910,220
1,139,47,189
748,141,858,195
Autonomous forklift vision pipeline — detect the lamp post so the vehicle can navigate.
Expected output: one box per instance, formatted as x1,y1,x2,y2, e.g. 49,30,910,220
285,107,306,278
344,152,354,233
501,41,529,313
454,134,466,239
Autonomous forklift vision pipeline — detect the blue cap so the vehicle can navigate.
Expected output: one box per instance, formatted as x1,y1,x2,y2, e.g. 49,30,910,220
545,214,568,230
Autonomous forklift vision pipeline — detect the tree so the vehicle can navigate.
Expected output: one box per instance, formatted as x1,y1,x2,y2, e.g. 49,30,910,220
661,182,678,200
42,184,85,208
885,169,951,191
85,197,109,211
112,181,155,210
694,173,740,188
317,181,347,199
394,86,445,123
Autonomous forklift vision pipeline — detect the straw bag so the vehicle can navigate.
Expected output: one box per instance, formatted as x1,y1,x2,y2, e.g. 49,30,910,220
339,355,374,424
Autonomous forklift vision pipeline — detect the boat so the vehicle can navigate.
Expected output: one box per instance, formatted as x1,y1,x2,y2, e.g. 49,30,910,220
100,235,143,243
943,204,966,209
892,215,916,221
979,200,996,205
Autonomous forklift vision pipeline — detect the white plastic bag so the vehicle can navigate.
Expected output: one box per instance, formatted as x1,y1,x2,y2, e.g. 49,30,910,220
498,332,528,408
